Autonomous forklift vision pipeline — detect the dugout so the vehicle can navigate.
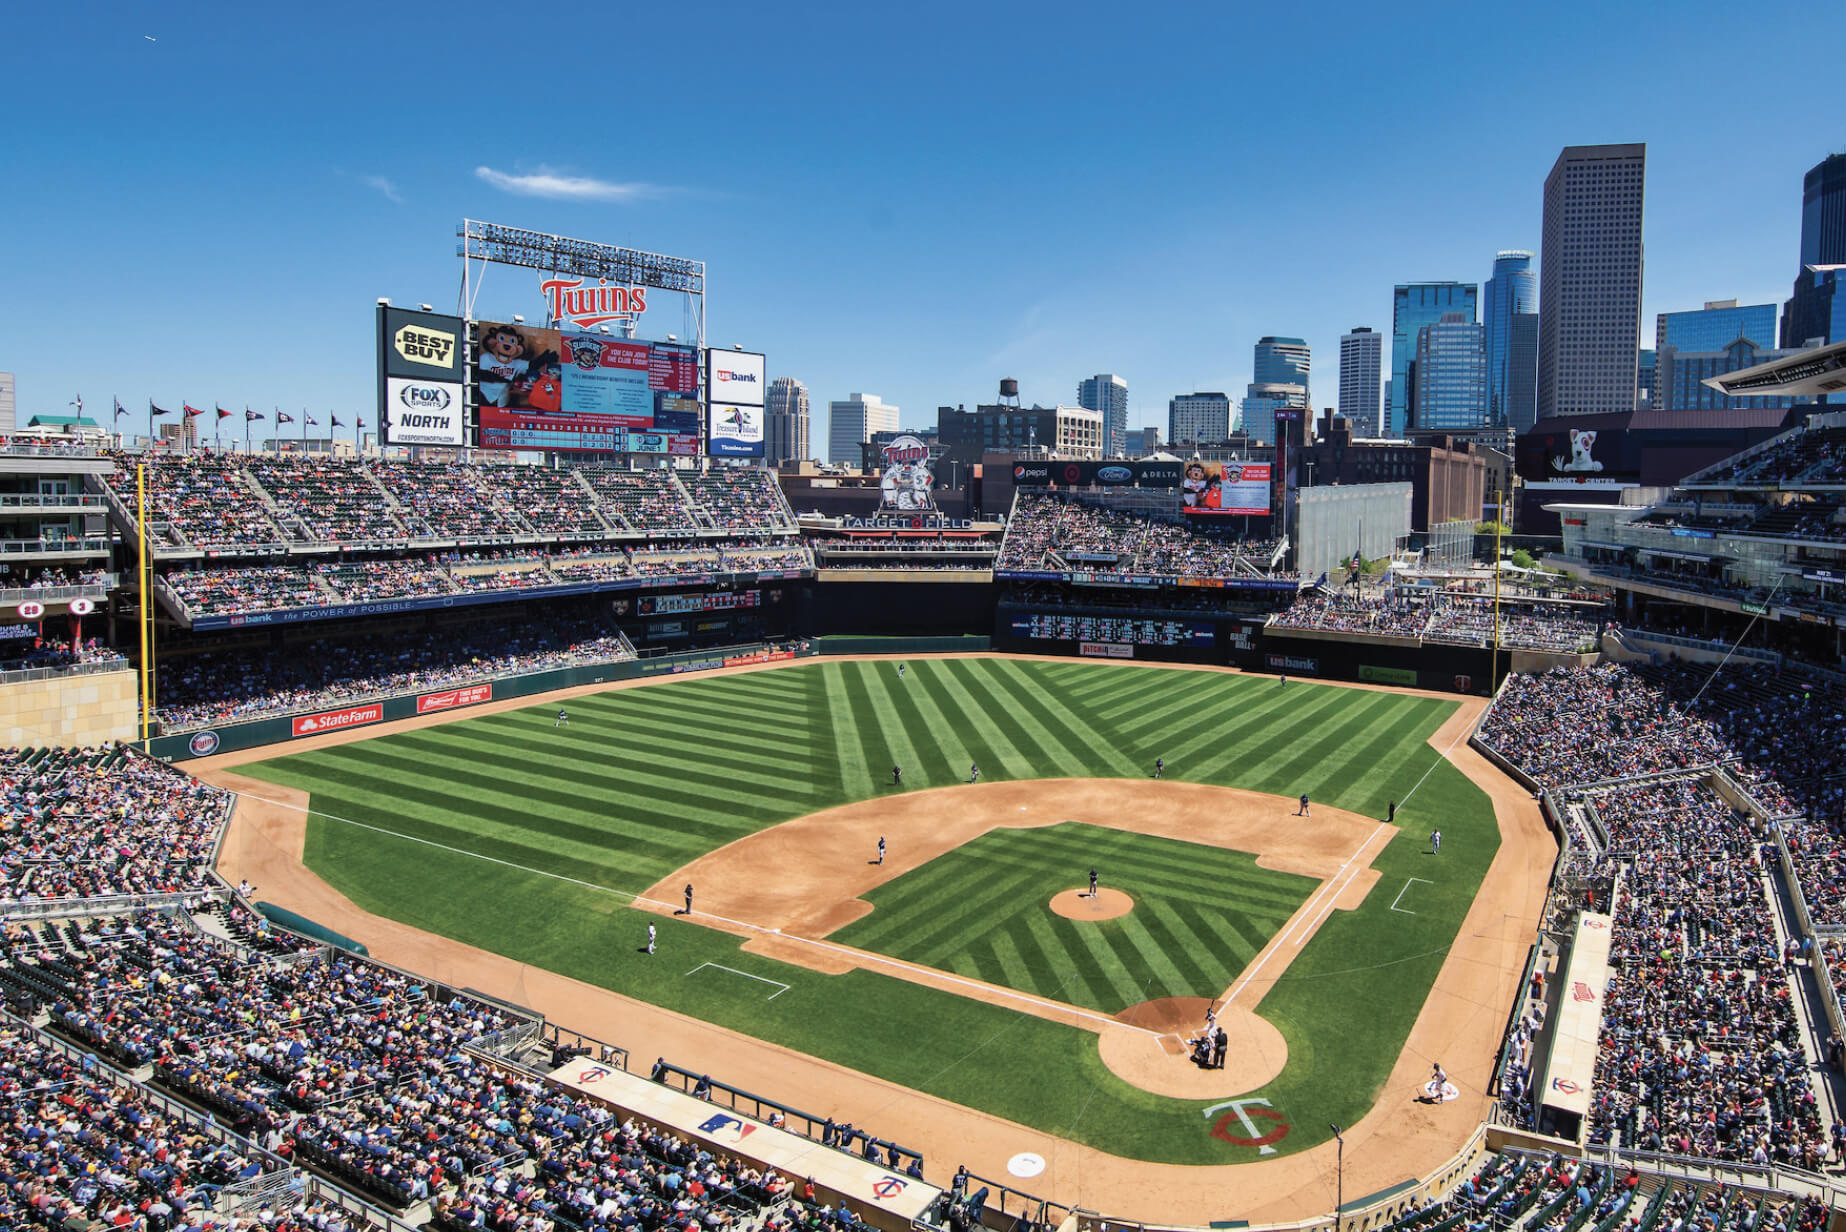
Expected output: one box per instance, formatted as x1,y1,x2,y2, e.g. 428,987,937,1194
1534,911,1613,1142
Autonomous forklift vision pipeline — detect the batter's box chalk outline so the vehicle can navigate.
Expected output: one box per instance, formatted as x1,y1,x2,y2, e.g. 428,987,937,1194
1390,877,1433,914
687,962,791,1000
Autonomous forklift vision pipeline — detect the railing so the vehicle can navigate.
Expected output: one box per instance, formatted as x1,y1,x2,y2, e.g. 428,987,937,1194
540,1021,630,1071
0,535,110,555
0,442,102,458
0,886,228,922
1620,628,1782,666
0,492,106,509
0,577,115,603
0,657,134,685
649,1059,925,1175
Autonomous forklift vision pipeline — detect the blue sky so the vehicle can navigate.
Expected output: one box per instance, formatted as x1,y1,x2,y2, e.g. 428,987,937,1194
4,1,1843,447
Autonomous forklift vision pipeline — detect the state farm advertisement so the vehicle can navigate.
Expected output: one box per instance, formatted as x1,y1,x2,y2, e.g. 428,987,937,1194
292,703,384,737
417,684,494,714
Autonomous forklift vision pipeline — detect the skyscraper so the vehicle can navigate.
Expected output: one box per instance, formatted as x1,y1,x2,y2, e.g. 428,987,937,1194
1391,283,1477,434
1253,337,1311,398
827,393,899,465
1783,152,1846,352
1413,314,1489,431
764,376,810,465
1338,328,1382,435
1655,300,1778,353
1077,374,1129,456
1240,383,1307,444
1538,143,1647,419
1483,251,1538,431
1167,393,1232,445
1799,151,1846,269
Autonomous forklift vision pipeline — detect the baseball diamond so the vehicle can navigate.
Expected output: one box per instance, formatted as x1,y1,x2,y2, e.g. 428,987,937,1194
215,655,1521,1174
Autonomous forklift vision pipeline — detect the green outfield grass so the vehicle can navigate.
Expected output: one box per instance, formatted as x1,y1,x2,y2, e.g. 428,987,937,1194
836,822,1315,1012
238,656,1503,1167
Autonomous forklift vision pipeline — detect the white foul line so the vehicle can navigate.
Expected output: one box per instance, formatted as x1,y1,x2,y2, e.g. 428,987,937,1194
688,962,790,999
1221,820,1391,1008
1390,877,1432,914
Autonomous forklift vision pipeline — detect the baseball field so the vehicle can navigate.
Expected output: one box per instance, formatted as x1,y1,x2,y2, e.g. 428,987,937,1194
226,656,1509,1168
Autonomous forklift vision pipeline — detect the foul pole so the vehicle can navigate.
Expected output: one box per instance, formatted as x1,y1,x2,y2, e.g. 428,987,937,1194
136,463,152,749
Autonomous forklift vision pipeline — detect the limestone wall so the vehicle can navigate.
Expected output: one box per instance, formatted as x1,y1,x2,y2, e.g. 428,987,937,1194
0,667,139,747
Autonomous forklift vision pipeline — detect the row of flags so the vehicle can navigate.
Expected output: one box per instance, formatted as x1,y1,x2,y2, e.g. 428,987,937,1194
72,395,364,432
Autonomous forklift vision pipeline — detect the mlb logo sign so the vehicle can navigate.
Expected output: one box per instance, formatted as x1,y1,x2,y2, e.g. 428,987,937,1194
697,1113,755,1143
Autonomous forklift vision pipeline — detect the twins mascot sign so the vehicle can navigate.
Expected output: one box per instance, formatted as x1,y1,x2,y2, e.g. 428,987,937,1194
879,435,934,510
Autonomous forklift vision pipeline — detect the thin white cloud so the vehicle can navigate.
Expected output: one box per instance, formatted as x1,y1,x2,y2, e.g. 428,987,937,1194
473,165,660,203
359,174,403,204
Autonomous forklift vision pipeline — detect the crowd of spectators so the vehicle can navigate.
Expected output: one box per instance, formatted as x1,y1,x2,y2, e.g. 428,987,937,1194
0,746,227,900
1271,591,1432,637
0,896,907,1232
1481,660,1846,1163
0,565,112,592
1585,779,1826,1167
683,468,796,531
1422,601,1603,652
164,565,331,616
245,457,404,542
107,454,804,552
0,634,127,672
589,470,701,534
156,538,813,617
1693,425,1846,488
997,495,1285,579
155,615,635,730
0,1016,285,1230
112,454,286,549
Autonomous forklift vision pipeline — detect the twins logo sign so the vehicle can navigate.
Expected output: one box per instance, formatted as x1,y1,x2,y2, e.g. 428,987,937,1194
1203,1097,1290,1154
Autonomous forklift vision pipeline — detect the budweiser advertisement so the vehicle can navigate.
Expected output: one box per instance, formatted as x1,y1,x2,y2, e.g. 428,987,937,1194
417,684,494,714
292,703,384,737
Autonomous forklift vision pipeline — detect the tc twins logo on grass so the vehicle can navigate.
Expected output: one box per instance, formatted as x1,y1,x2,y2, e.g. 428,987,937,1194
1203,1097,1290,1154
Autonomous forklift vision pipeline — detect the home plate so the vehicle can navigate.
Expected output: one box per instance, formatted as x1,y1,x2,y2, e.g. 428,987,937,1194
1007,1152,1045,1179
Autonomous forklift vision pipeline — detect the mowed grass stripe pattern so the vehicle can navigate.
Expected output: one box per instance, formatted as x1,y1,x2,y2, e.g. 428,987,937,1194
836,822,1314,1012
242,657,1500,1165
246,659,1454,904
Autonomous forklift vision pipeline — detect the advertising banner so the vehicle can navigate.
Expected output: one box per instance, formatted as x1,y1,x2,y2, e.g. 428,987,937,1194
383,378,466,445
1264,652,1318,675
417,684,494,713
1182,461,1271,516
639,591,761,615
708,350,766,406
1080,642,1135,658
292,703,384,737
709,403,766,458
560,334,655,424
381,308,465,382
473,320,699,454
1358,664,1418,686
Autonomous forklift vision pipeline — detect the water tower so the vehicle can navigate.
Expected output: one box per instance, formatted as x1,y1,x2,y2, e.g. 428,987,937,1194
999,378,1020,407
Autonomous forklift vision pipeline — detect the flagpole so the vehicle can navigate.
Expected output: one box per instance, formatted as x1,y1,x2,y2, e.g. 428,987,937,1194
148,400,154,452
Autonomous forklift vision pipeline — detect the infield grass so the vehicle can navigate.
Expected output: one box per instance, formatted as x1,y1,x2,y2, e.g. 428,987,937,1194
239,656,1502,1166
836,822,1315,1012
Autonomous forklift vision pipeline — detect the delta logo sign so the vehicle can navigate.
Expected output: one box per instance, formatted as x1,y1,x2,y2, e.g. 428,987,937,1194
292,703,385,737
540,277,649,329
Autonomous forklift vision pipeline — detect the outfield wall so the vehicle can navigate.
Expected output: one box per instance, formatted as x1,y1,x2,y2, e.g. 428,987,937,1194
146,643,818,763
992,605,1498,694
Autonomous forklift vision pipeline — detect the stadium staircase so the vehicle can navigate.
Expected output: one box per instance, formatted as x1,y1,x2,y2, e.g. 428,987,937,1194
567,468,626,536
232,466,297,541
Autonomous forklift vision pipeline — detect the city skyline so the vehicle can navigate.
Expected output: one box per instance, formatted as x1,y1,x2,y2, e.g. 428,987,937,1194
2,4,1842,453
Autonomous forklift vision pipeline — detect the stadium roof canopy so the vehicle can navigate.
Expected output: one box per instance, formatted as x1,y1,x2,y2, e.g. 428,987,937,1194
1701,338,1846,399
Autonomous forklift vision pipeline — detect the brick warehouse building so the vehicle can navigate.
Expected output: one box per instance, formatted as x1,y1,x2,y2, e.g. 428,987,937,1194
1296,414,1506,531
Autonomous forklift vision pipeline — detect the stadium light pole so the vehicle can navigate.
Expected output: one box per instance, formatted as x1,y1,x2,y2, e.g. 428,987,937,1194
1329,1124,1343,1232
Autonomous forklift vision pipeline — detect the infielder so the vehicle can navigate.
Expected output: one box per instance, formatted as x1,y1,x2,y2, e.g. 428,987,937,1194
1154,757,1163,779
1298,793,1310,817
647,923,656,955
970,762,979,783
1431,829,1442,854
877,836,886,865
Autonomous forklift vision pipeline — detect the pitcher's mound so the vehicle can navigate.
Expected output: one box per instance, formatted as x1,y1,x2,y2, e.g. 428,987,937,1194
1050,887,1133,920
1099,999,1289,1097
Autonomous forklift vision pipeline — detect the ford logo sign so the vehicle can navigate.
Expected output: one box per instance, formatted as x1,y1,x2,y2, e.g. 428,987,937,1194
1098,466,1131,482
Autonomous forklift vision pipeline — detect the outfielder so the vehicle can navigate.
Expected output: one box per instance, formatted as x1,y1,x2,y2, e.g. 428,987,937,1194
647,923,656,955
556,708,569,727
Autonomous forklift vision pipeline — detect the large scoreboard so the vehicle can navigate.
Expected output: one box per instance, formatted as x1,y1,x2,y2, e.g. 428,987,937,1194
1010,614,1215,647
